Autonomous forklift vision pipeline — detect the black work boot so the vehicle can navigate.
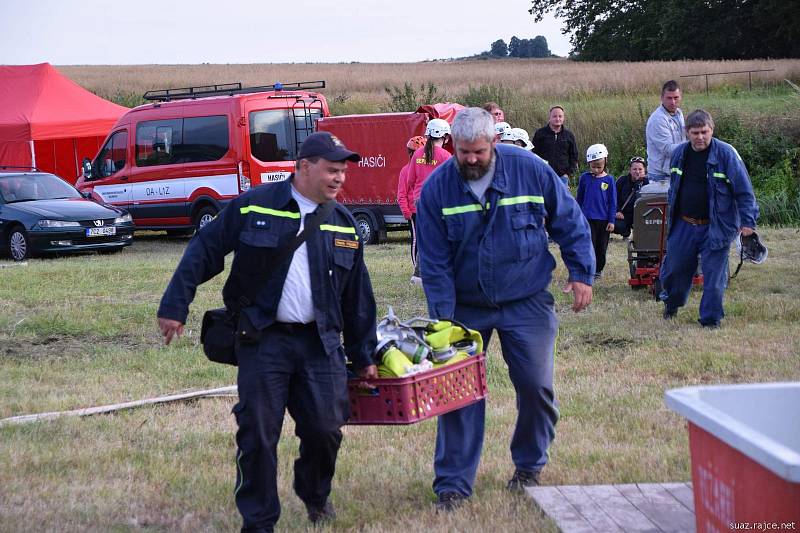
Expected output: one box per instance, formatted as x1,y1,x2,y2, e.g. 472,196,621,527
506,469,540,492
434,491,468,512
305,501,336,525
663,306,677,320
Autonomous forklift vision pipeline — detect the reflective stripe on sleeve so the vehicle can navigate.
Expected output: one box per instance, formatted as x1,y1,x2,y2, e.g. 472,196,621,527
713,172,729,182
671,167,683,175
240,205,301,218
320,224,357,235
497,195,544,207
442,204,484,216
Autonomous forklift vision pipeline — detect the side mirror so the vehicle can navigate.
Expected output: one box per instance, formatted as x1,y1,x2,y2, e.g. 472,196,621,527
82,158,92,179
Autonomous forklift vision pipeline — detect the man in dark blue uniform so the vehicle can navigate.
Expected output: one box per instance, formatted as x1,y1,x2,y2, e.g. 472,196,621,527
416,107,595,511
157,132,378,533
660,109,759,328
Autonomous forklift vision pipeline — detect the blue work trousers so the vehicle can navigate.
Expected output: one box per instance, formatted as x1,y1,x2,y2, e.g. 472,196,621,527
660,218,730,326
433,291,560,497
233,323,349,533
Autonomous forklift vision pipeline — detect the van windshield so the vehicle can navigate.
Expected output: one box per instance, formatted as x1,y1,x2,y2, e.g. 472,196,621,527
249,108,322,162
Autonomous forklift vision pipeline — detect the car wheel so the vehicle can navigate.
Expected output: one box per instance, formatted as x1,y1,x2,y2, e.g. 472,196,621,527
193,206,217,232
8,225,30,261
354,211,378,245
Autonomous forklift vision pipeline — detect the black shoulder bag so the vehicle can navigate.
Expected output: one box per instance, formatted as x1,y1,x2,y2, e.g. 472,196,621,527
200,201,336,366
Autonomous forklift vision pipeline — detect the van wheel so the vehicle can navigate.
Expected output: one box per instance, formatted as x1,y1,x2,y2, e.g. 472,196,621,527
193,206,217,231
354,212,378,245
8,225,30,261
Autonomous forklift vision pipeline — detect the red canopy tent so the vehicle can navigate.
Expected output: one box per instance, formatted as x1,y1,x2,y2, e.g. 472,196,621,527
0,63,128,183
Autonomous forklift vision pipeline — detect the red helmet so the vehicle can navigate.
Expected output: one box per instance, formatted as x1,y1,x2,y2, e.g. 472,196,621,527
406,136,426,150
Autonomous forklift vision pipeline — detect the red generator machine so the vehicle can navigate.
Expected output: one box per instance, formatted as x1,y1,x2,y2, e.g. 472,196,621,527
627,187,702,297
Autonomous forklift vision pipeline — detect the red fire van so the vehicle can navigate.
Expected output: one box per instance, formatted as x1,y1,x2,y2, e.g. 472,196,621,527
76,81,329,233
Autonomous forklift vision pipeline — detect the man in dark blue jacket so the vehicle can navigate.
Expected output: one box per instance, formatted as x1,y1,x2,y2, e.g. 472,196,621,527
660,109,759,328
416,107,594,511
157,132,378,533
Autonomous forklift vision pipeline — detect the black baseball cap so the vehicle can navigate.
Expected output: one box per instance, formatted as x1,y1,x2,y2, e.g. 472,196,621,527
297,132,361,162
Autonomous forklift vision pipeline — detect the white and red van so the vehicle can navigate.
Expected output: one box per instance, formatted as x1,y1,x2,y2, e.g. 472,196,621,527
76,81,329,233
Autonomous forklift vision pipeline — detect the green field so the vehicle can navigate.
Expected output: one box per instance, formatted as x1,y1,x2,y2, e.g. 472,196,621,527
1,229,799,532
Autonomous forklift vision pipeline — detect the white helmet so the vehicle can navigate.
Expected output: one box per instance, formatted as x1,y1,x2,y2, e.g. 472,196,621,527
500,129,518,142
512,128,534,151
425,118,451,138
494,121,511,136
736,231,768,265
586,143,609,162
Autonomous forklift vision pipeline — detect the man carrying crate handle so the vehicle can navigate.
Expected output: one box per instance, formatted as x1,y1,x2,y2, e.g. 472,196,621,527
416,107,595,511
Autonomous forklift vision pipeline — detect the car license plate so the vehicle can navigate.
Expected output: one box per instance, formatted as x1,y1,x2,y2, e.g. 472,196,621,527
86,227,116,237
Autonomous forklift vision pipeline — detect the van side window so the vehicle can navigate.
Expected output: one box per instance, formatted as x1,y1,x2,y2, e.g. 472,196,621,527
136,116,229,167
137,119,181,167
178,116,229,162
92,130,128,179
249,110,294,162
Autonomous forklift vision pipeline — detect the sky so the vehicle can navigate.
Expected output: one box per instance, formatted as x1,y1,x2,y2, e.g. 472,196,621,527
0,0,571,65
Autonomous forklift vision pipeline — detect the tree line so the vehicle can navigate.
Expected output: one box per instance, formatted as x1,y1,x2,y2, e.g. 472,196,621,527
529,0,800,61
481,36,553,59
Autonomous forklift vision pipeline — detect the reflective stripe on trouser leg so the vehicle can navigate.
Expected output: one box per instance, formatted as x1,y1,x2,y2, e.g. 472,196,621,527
233,328,347,531
234,338,291,531
659,219,703,311
698,242,729,325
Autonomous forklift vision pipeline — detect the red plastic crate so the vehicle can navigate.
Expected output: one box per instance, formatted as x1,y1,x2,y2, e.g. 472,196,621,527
347,353,487,425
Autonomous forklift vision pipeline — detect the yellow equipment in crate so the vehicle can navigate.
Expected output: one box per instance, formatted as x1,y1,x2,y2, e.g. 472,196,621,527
374,307,483,378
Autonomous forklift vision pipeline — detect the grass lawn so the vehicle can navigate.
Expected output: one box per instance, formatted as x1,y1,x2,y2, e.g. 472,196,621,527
1,228,799,532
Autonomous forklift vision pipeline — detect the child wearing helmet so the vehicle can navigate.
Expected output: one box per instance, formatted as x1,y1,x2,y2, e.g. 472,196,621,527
494,121,512,141
576,143,617,279
499,129,518,145
397,136,428,282
511,128,534,151
406,120,452,283
397,136,426,221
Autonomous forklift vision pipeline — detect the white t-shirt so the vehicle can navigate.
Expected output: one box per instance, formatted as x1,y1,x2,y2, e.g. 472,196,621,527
275,186,317,324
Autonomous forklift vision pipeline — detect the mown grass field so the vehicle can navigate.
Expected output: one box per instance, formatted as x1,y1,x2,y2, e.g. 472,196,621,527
1,228,799,532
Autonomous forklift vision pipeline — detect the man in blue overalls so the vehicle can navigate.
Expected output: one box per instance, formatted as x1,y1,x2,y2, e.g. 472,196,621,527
416,107,595,511
157,132,378,533
660,109,759,328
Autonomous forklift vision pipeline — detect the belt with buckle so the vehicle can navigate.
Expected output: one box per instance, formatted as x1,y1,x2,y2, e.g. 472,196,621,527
680,215,710,225
271,321,317,334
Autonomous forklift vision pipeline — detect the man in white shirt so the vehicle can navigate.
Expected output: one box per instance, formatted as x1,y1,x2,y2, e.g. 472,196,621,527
646,80,687,182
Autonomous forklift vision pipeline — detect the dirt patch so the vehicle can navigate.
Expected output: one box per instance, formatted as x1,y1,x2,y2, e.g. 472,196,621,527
0,334,145,360
582,334,637,348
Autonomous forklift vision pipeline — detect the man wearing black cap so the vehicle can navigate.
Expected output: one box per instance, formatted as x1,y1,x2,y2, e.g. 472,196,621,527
157,132,378,533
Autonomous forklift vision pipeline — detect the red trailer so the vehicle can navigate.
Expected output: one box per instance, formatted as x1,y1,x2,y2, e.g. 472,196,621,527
317,103,463,243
